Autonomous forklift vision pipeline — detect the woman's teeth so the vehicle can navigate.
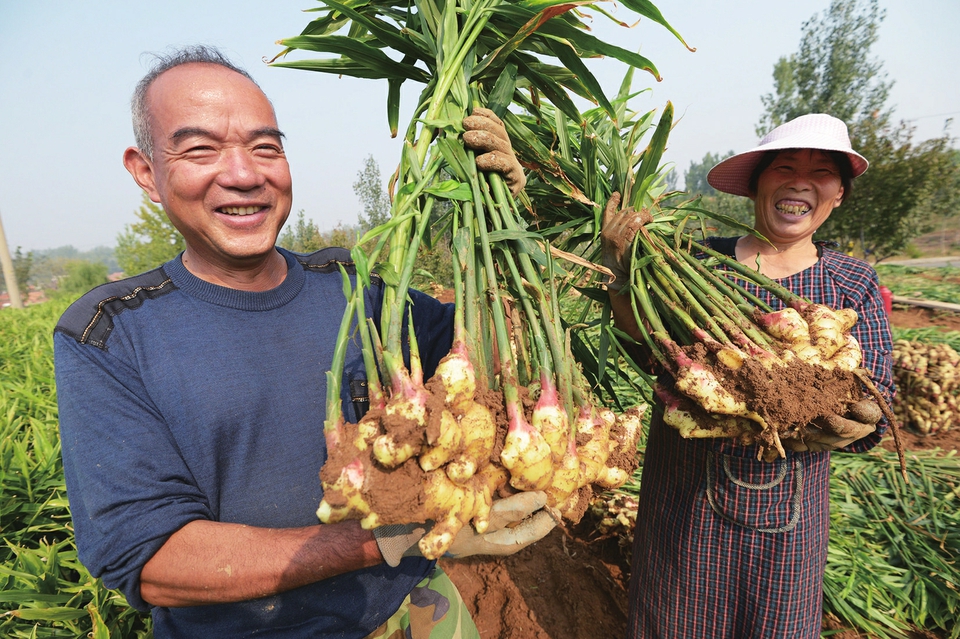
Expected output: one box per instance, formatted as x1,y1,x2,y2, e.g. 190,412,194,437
776,203,810,216
220,206,259,216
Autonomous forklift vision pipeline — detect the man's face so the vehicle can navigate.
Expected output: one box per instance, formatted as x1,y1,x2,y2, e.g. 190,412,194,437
128,63,293,276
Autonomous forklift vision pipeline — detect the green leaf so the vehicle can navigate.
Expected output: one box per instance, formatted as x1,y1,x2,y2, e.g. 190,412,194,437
8,607,88,622
387,77,403,138
424,180,473,201
350,246,372,287
546,38,615,121
617,0,694,51
0,592,73,604
270,57,405,80
630,101,672,210
486,64,519,117
376,262,400,286
275,35,430,82
313,0,430,61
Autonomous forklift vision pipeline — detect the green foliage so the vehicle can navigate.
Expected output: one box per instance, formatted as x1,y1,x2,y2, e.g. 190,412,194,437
56,261,109,296
278,211,359,253
819,119,959,261
278,210,323,252
876,265,960,304
320,223,359,250
115,194,185,276
0,298,152,637
683,151,733,196
680,152,756,235
9,247,32,302
825,450,960,639
755,0,960,261
26,247,118,292
353,155,391,234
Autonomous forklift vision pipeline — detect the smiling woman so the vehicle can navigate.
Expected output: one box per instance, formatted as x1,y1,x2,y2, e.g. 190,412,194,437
620,113,895,639
705,113,868,280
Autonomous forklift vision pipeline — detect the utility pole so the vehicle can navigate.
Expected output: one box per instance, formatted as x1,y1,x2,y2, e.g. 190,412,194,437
0,208,24,309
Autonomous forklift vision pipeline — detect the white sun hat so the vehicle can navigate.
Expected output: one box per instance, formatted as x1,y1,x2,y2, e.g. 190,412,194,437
706,113,869,197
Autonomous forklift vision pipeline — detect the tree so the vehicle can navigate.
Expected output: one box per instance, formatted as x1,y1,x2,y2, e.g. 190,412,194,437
758,0,890,134
57,260,109,295
353,155,391,234
115,194,185,275
684,151,733,196
278,210,323,253
684,152,754,235
12,247,33,303
319,223,359,250
757,0,959,261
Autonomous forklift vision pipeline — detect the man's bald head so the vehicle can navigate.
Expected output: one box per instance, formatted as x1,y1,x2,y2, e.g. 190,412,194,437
131,45,265,160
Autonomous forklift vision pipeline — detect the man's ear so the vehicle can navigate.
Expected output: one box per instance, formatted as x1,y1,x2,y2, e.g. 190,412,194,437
123,147,161,203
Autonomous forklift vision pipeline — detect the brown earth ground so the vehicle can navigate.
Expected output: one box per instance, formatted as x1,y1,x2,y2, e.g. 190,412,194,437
440,304,960,639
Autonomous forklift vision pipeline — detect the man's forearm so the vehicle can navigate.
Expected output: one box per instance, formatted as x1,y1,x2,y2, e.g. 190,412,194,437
140,519,383,607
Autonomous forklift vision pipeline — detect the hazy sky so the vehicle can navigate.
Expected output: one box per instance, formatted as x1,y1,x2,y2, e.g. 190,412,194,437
1,0,957,253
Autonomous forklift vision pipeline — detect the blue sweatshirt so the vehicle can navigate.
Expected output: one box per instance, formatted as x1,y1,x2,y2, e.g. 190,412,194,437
54,247,454,638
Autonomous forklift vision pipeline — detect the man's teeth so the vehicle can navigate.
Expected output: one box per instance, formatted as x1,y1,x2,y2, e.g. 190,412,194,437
221,206,259,216
776,203,810,216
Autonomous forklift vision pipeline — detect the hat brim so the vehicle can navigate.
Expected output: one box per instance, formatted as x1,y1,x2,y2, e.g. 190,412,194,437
706,144,869,198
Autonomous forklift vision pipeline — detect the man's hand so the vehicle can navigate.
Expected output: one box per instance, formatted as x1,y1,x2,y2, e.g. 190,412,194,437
601,192,652,292
373,491,556,567
463,107,526,196
783,399,882,452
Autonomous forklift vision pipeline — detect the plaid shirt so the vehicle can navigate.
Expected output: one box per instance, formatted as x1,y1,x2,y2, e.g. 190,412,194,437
626,238,895,639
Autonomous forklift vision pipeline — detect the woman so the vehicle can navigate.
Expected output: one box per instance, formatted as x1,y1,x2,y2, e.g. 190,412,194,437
603,114,895,638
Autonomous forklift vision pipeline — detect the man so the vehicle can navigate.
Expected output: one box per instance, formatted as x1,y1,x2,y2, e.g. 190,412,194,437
54,45,552,638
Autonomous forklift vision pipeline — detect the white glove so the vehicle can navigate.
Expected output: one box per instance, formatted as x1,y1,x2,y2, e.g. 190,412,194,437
373,491,555,567
445,491,556,559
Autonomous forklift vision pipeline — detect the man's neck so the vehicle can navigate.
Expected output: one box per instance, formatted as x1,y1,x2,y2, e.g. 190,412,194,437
181,248,288,292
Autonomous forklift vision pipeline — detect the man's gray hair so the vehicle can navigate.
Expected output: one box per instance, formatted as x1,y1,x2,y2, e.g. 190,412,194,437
131,45,261,159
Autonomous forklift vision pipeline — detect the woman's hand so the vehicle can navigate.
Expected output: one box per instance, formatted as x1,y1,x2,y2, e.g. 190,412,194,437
600,192,651,291
783,399,882,452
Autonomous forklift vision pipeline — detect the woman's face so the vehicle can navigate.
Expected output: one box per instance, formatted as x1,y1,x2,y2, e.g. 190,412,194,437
752,149,845,246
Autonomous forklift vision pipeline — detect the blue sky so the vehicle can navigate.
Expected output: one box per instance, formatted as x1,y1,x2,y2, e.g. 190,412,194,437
1,0,957,253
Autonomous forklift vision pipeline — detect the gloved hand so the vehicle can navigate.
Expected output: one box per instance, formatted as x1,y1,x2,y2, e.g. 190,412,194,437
783,399,882,452
374,522,429,568
462,107,526,196
373,491,556,567
600,192,652,292
445,490,556,559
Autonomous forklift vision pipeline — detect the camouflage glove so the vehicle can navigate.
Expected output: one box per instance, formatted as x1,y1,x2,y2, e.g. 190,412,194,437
600,192,652,292
463,107,526,196
783,399,882,453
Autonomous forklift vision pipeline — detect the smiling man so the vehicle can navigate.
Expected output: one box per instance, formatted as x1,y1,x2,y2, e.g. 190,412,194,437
53,46,552,639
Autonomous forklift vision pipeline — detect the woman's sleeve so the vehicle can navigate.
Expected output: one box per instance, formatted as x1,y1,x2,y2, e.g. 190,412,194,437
841,267,895,453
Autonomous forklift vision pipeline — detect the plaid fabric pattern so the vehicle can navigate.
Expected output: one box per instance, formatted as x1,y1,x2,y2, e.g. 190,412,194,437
626,239,895,639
